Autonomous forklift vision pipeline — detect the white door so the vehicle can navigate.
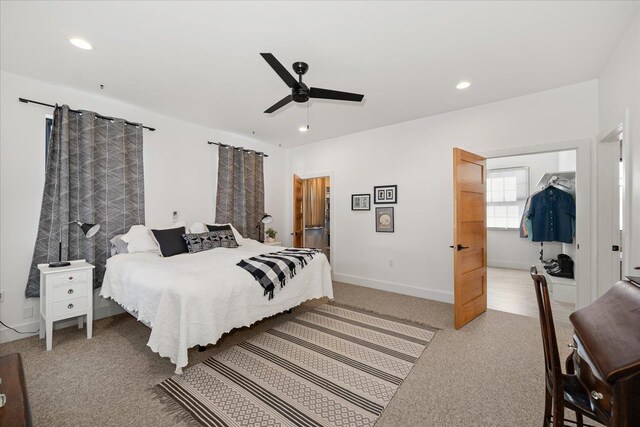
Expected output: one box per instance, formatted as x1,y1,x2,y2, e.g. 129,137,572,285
596,137,623,295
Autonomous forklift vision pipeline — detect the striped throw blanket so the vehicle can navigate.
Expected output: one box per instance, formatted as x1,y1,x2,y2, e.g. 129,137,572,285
236,248,322,299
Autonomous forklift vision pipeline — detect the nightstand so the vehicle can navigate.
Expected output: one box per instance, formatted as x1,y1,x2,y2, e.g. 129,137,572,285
37,260,95,350
263,241,283,246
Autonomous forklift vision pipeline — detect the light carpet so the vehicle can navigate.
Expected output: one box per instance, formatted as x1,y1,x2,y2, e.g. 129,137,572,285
0,281,580,426
156,302,437,427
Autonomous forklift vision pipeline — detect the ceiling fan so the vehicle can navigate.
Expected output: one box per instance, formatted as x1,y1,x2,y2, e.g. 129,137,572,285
260,53,364,114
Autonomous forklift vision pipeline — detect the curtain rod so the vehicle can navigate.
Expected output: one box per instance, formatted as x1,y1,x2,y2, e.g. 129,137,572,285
18,98,156,131
207,141,269,157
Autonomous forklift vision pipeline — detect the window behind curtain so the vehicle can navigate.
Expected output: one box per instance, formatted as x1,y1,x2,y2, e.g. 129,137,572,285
486,167,529,229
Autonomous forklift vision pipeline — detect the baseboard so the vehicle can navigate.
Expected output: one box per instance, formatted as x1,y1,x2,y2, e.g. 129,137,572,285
0,304,124,344
487,260,532,270
333,273,454,304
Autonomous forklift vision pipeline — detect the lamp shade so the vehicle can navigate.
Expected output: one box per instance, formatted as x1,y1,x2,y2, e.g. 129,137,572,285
78,222,100,238
261,214,273,224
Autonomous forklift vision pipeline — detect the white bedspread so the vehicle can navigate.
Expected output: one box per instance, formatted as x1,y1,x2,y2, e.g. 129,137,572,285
100,240,333,373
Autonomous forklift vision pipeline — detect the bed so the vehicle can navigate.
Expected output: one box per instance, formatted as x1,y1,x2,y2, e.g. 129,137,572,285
99,239,333,373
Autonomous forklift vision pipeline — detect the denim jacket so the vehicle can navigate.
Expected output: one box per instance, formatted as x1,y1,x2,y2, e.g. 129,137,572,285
526,187,575,243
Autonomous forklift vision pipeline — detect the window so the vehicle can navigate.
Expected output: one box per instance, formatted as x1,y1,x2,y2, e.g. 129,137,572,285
486,167,529,230
619,158,624,231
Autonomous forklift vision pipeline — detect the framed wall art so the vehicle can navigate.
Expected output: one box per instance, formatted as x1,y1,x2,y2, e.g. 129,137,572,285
351,194,371,211
375,207,394,232
374,185,397,204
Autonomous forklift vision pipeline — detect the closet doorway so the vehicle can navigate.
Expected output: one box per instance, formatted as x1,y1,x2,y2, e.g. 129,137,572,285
292,174,331,263
485,150,577,324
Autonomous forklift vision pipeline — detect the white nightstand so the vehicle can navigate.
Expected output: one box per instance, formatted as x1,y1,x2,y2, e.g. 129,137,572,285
37,260,95,350
263,241,283,246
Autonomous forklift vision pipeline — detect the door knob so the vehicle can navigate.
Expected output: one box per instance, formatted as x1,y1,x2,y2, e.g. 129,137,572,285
634,266,640,270
449,244,469,251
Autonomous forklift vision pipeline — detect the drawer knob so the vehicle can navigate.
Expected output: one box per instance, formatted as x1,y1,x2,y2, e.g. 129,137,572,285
68,276,73,280
67,303,74,309
591,390,603,400
67,288,74,294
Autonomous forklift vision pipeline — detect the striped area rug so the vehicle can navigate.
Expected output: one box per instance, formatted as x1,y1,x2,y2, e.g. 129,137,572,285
156,302,437,427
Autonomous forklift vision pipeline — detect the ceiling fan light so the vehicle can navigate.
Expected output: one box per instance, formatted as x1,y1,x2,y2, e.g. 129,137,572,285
456,81,471,90
299,126,309,132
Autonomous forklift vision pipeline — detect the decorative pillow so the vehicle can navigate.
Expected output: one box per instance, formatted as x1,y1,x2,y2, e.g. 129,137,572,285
183,230,239,253
189,222,208,234
110,235,129,256
207,223,245,244
151,226,189,257
121,225,159,253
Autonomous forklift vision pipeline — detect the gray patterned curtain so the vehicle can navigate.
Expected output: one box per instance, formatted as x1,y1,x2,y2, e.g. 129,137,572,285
215,145,265,240
25,105,145,297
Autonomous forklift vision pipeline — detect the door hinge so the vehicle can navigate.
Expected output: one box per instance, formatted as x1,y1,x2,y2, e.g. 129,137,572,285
612,245,620,252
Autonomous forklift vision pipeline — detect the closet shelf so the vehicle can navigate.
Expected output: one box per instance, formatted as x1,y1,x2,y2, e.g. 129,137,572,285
535,171,576,189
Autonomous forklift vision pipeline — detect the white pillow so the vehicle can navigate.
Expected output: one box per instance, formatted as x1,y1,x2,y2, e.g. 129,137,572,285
189,222,208,233
191,222,246,244
121,225,159,253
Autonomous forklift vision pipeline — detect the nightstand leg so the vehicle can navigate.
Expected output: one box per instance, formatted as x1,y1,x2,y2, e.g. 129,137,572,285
46,320,53,351
78,315,84,329
87,317,92,339
39,314,45,339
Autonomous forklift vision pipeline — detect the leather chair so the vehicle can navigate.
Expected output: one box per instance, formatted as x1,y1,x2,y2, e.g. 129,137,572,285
530,266,609,427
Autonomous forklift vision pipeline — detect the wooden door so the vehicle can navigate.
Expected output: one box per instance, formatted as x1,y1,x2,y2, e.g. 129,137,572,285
293,175,304,247
453,148,487,329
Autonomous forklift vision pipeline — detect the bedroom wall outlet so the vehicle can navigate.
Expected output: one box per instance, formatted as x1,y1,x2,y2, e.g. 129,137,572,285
0,290,3,303
171,211,178,221
23,306,33,319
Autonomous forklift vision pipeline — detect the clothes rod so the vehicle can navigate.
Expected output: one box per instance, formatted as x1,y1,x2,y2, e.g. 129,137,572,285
18,98,156,131
207,141,269,157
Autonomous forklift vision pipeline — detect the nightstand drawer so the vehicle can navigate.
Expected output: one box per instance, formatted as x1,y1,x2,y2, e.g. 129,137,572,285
50,270,88,286
52,297,87,318
52,283,87,302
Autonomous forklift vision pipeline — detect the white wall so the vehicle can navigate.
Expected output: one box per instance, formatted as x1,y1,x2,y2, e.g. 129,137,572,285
0,71,285,342
598,14,640,286
486,151,578,270
285,81,598,303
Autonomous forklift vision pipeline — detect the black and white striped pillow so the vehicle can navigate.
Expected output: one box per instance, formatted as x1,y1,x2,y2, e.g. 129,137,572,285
182,230,238,253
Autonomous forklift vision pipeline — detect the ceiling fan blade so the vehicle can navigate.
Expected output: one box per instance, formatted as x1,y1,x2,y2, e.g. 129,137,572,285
264,95,293,114
260,53,298,88
309,87,364,102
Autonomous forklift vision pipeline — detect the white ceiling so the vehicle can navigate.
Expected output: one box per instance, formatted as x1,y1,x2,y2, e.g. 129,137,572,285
2,1,638,147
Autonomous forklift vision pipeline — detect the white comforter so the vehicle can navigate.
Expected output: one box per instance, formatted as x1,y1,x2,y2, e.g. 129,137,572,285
100,240,333,373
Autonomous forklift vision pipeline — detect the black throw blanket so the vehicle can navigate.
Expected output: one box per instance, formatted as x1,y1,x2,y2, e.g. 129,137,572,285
236,248,322,299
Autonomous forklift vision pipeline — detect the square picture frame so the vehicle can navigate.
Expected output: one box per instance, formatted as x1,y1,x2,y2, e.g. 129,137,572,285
374,185,397,204
375,207,394,232
351,194,371,211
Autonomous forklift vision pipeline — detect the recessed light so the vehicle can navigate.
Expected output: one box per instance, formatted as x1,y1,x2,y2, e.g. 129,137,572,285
299,126,309,132
70,38,92,50
456,81,471,90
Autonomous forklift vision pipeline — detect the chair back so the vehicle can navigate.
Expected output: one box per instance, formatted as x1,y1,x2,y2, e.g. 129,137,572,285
530,266,562,394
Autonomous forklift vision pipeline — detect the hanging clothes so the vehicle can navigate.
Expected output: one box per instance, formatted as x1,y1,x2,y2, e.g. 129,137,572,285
526,186,575,243
519,194,535,239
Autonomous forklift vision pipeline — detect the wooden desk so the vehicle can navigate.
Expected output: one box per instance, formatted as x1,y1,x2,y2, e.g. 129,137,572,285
570,281,640,426
0,353,32,427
